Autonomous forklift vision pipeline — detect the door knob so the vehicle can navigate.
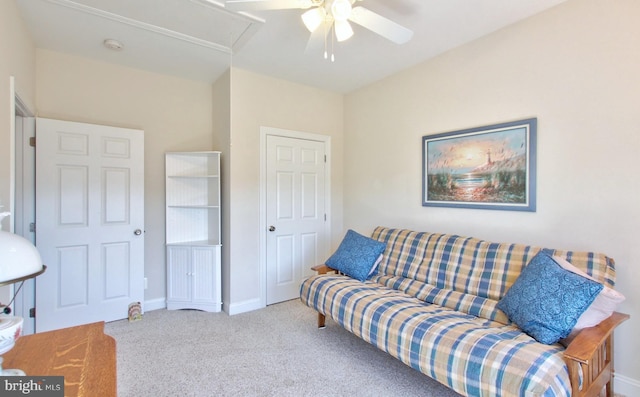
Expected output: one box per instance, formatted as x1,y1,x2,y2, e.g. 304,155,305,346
134,229,142,235
268,226,276,232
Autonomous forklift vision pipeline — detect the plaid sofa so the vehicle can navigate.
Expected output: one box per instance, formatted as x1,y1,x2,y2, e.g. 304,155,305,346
299,227,616,397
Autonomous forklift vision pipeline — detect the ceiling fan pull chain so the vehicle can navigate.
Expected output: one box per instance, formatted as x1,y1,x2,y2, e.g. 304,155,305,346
331,25,336,62
324,17,328,60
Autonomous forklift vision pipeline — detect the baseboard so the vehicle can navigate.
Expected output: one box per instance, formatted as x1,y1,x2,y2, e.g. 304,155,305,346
143,298,167,312
227,298,263,315
615,373,640,397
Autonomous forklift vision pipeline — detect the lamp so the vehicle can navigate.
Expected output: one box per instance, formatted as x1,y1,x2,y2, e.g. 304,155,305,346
0,226,46,376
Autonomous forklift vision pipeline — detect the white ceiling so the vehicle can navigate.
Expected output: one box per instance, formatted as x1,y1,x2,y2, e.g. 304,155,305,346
16,0,568,94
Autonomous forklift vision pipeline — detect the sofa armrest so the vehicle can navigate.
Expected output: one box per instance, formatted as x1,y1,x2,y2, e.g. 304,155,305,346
564,312,629,363
563,311,629,397
311,264,337,275
309,264,338,328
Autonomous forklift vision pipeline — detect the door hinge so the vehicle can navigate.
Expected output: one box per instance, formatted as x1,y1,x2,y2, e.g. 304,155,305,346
29,308,36,318
29,222,36,233
29,137,36,147
324,155,327,163
324,214,327,221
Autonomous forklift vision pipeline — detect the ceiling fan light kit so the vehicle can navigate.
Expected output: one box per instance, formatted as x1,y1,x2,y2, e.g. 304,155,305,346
334,20,353,42
225,0,413,60
301,7,325,32
331,0,352,21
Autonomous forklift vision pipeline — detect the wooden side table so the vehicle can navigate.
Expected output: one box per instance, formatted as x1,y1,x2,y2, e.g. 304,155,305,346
2,321,116,397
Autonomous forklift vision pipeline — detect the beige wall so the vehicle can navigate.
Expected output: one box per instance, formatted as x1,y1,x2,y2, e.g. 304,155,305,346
26,49,344,317
212,69,232,309
344,0,639,392
36,49,215,305
6,0,636,390
225,67,343,313
0,0,36,303
0,0,36,229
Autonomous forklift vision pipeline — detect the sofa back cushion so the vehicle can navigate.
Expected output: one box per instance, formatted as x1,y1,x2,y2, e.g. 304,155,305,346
370,227,616,323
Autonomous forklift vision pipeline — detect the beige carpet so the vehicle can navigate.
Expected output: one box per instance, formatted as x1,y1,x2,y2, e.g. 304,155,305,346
105,299,462,397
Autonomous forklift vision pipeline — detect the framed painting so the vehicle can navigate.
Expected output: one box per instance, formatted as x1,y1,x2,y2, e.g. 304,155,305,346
422,118,537,211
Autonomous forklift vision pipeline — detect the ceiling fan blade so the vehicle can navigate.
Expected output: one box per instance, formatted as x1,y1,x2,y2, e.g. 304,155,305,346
224,0,312,11
348,6,413,44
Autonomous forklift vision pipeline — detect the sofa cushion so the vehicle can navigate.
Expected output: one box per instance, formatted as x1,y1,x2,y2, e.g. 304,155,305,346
300,274,572,397
370,273,508,324
370,227,617,323
496,252,603,344
325,229,386,281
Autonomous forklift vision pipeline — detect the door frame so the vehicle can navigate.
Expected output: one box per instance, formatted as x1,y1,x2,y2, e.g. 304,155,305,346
14,108,36,335
10,76,37,334
259,126,331,308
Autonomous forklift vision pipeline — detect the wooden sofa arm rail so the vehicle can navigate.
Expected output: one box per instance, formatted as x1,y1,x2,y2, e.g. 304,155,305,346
310,264,339,329
563,312,629,397
564,312,629,364
311,264,337,274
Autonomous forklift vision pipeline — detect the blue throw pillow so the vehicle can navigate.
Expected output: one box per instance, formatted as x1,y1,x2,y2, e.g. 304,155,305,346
496,251,603,344
325,230,387,282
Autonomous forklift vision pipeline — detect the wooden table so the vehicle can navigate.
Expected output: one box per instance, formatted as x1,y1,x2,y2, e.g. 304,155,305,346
2,321,116,397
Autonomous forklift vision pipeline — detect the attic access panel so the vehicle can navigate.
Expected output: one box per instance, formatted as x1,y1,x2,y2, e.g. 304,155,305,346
30,0,263,52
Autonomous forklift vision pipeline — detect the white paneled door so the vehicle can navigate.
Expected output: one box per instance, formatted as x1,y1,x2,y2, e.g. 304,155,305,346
266,134,327,304
35,118,144,332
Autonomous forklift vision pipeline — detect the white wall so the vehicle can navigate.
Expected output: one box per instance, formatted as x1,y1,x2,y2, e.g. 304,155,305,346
344,0,639,393
225,67,344,313
36,49,215,308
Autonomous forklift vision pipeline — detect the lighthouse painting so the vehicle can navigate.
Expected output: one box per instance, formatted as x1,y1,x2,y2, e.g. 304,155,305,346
422,118,537,211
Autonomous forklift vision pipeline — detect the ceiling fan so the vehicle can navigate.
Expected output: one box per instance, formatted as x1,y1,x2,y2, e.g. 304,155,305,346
224,0,413,60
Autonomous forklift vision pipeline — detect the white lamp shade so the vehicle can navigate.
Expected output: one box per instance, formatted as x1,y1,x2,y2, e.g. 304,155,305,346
0,231,44,284
334,20,353,42
331,0,352,21
302,7,325,33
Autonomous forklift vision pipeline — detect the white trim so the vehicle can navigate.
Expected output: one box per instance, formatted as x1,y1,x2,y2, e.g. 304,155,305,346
14,94,33,118
13,116,36,334
259,126,332,309
6,77,35,232
227,298,262,315
144,298,167,312
10,77,36,333
615,373,640,397
8,76,16,233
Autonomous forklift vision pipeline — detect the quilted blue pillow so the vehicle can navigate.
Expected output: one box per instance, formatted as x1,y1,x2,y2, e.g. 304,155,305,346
325,230,386,282
496,251,603,344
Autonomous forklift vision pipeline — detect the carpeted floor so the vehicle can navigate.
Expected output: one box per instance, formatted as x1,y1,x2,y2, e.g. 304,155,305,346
105,299,463,397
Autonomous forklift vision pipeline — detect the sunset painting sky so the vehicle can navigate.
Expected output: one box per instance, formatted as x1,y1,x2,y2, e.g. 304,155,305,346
426,127,527,174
